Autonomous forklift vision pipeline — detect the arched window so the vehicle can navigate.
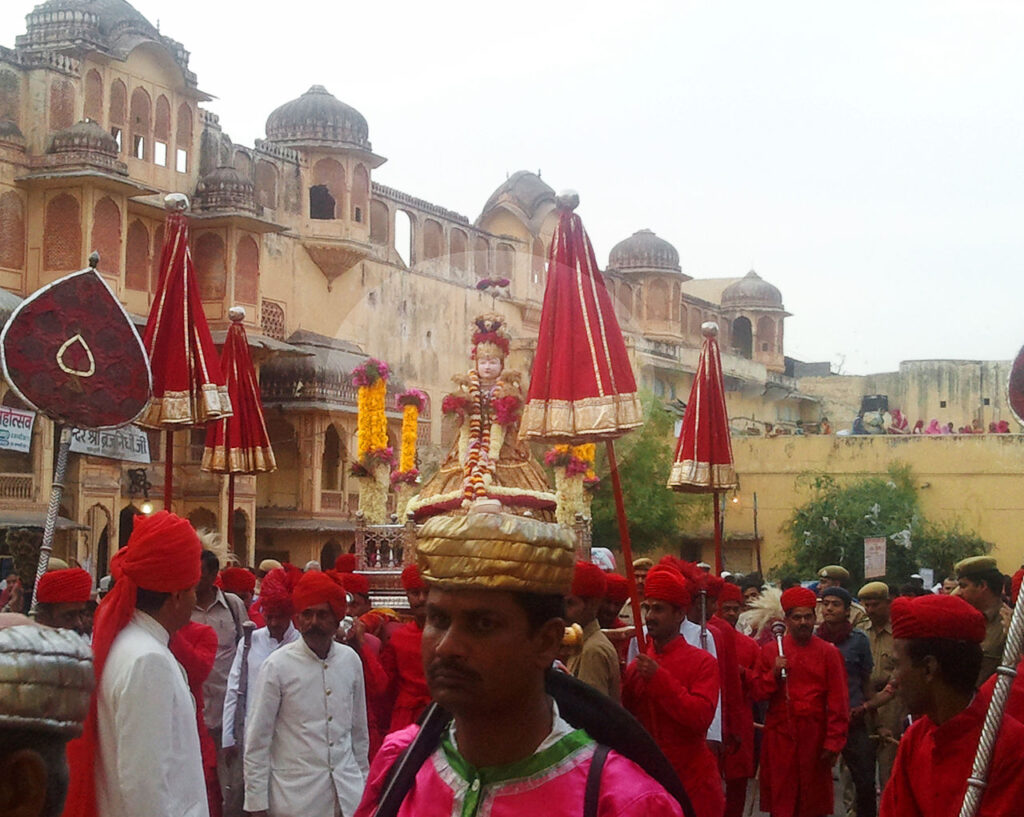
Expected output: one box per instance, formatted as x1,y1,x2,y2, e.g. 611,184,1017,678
690,309,703,336
108,79,127,152
91,197,121,275
235,235,259,304
150,223,164,290
732,316,753,359
393,210,412,266
321,424,346,491
84,69,103,122
175,103,193,172
188,507,217,532
255,160,278,210
474,236,489,275
129,87,151,160
125,219,150,290
450,228,468,274
617,282,633,319
261,418,299,509
154,94,171,166
423,219,443,260
49,78,74,131
310,158,345,220
44,194,81,271
497,243,515,279
193,232,226,300
369,200,388,244
757,316,776,354
647,279,670,321
0,191,25,271
351,164,369,223
679,303,688,335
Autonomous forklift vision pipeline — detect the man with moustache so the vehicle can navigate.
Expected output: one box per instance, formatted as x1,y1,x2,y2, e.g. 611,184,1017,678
380,564,431,731
243,571,368,817
753,586,849,817
33,567,92,634
354,509,684,817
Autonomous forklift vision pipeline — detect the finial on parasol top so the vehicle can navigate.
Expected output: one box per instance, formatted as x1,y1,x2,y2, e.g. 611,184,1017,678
701,321,719,339
164,192,190,212
228,306,246,323
88,251,99,269
555,189,579,211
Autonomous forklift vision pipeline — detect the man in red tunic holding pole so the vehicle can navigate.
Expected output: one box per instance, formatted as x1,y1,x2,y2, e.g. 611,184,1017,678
879,593,1024,817
623,565,725,817
381,564,431,731
753,586,849,817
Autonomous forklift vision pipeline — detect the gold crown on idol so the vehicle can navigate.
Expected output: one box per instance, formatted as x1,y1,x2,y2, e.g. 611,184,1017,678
471,313,510,360
416,508,575,595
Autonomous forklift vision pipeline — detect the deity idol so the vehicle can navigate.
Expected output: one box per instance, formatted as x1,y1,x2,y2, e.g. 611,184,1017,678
406,314,556,520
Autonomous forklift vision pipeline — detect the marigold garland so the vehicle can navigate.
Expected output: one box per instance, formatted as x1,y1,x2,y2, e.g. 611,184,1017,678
393,390,424,484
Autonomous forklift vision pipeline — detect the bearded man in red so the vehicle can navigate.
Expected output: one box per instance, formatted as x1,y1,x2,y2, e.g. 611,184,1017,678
880,593,1024,817
753,586,849,817
381,563,431,731
623,565,724,817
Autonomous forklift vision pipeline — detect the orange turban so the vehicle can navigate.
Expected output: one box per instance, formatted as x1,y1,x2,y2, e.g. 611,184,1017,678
334,553,357,573
604,573,631,605
220,567,256,595
258,567,295,617
293,571,347,619
781,586,817,613
891,594,986,642
65,511,201,817
644,566,691,608
36,567,92,604
571,561,607,599
401,563,425,591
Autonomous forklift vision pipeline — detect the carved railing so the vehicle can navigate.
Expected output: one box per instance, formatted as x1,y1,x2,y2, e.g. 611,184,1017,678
0,474,33,501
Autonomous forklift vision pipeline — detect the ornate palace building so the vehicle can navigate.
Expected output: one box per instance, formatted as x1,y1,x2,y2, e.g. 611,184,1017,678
0,0,819,574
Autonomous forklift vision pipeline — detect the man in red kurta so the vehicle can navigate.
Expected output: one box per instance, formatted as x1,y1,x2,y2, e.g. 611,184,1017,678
880,593,1024,817
713,582,758,817
623,565,725,817
753,586,849,817
380,564,431,731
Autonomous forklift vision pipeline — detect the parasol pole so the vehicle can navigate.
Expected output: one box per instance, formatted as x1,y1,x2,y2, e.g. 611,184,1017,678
754,491,763,575
713,489,723,576
29,425,71,615
958,587,1024,817
605,439,646,652
227,473,235,550
164,430,174,511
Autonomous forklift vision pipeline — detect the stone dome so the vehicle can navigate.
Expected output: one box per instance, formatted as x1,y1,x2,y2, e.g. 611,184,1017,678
721,270,784,310
607,229,680,273
265,85,371,150
194,165,256,213
47,119,118,157
480,171,556,222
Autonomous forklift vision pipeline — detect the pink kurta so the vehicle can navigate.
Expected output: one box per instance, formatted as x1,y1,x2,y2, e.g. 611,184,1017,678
353,721,683,817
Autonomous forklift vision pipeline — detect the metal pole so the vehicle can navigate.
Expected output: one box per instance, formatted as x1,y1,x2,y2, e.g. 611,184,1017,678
713,490,723,576
605,440,646,652
29,425,72,615
164,429,173,511
958,588,1024,817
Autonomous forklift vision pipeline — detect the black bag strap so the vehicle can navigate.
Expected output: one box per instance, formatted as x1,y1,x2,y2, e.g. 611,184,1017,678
584,744,609,817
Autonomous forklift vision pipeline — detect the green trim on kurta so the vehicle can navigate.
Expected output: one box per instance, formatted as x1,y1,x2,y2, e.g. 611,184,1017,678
440,728,593,817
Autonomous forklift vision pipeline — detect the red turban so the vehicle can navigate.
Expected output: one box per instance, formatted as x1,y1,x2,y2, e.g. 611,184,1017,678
258,568,295,617
65,511,201,817
781,586,817,613
220,567,256,595
401,563,425,591
293,571,347,619
571,561,607,598
891,594,986,643
341,572,370,597
718,582,744,605
335,553,357,573
644,566,691,609
604,573,630,605
36,567,92,604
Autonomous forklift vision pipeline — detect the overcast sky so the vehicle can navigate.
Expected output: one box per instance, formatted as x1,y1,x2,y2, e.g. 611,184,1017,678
4,0,1023,374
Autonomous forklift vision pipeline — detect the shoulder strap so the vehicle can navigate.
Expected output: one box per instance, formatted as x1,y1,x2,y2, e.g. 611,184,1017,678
225,592,243,642
584,744,609,817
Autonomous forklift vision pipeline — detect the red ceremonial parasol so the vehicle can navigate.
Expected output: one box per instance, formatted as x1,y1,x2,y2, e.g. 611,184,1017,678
521,191,647,646
140,194,231,509
667,321,738,575
202,306,276,553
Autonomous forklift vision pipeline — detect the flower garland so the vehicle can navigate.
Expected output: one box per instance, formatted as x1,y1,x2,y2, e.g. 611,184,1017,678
393,389,426,486
547,443,599,524
353,358,391,471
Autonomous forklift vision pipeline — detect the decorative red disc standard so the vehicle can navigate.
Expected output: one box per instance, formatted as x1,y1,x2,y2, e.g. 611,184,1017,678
0,263,151,429
1010,344,1024,426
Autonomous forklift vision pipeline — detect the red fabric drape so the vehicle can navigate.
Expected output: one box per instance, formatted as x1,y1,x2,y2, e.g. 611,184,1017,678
521,206,642,442
202,316,276,474
140,208,230,427
667,324,736,492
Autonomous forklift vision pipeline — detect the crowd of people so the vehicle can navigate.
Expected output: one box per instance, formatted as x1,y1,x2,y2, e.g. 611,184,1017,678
2,508,1023,817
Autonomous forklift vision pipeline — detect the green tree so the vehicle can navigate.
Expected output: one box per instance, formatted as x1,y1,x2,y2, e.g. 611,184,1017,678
589,393,707,554
783,463,991,587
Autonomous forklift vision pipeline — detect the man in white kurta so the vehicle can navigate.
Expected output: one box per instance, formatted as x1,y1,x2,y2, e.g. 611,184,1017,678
97,609,210,816
243,571,369,817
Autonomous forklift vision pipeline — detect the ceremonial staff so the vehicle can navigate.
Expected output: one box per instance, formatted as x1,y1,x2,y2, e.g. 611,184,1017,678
233,620,257,749
0,252,151,612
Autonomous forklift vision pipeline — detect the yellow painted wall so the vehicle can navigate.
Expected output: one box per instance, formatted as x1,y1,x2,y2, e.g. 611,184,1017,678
723,434,1024,575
